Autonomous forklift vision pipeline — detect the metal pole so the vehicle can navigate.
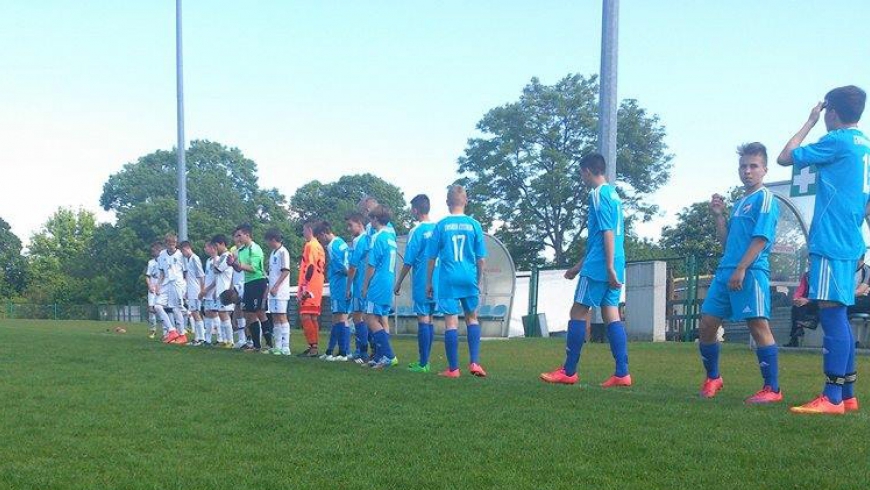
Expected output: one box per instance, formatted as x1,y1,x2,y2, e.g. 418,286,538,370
176,0,188,240
597,0,619,183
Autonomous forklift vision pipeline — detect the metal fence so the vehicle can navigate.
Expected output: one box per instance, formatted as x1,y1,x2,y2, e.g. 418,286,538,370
1,304,148,323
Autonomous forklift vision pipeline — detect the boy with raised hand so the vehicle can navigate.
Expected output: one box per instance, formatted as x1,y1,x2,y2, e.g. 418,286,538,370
540,153,631,387
426,185,488,378
694,143,781,403
157,233,189,345
346,212,370,362
212,235,237,348
395,194,438,373
778,85,870,415
362,205,399,369
314,220,352,361
180,241,207,346
297,222,326,357
145,242,163,339
265,229,292,356
229,224,268,352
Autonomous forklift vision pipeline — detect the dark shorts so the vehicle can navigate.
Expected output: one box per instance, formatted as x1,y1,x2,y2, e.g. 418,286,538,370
243,278,268,312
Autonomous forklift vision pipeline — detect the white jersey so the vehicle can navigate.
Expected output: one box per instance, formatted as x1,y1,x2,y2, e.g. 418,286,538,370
268,245,292,300
203,256,216,300
157,249,186,287
185,253,205,300
213,251,235,298
145,258,160,289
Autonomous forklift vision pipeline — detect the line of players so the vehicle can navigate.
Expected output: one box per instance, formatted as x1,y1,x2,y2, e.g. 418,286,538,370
145,85,867,415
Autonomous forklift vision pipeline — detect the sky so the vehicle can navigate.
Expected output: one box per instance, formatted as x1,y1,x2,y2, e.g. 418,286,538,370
1,1,868,247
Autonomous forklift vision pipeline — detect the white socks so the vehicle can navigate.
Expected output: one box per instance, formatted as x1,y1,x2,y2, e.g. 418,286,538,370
276,323,291,352
222,319,233,344
154,306,173,334
201,319,211,343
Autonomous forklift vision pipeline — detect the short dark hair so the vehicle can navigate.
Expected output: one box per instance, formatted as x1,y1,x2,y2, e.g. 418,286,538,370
345,212,365,225
737,142,768,165
312,221,332,237
369,205,392,226
234,223,252,236
410,194,430,214
211,234,227,247
579,153,607,176
179,240,192,250
150,241,164,250
825,85,866,124
264,228,283,243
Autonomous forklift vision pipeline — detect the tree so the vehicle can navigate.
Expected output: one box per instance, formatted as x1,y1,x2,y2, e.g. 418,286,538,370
0,217,27,298
290,173,410,239
456,74,672,269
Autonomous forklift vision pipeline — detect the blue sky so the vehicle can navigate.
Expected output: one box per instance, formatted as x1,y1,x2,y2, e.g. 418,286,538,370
1,1,867,245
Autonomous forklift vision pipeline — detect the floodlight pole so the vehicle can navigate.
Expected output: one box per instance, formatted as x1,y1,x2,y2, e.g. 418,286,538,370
598,0,619,184
176,0,188,240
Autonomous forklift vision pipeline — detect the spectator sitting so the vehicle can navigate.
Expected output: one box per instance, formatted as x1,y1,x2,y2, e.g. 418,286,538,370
787,271,817,347
846,256,870,316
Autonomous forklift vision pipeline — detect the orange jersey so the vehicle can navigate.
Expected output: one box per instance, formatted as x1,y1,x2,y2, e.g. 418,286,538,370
298,238,326,314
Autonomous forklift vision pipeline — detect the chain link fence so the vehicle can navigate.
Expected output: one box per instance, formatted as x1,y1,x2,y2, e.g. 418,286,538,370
1,304,148,323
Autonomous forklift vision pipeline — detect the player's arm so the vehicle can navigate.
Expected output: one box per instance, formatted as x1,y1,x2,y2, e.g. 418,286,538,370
144,273,155,294
395,264,412,295
564,259,584,280
777,102,824,166
602,230,621,289
476,258,486,289
710,193,728,245
362,265,375,298
395,233,417,295
271,269,291,296
346,264,357,300
727,237,768,291
426,259,436,299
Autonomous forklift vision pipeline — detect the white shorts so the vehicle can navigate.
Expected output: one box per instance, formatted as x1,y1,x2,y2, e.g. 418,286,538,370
205,298,235,313
187,298,202,312
147,292,157,308
157,284,186,309
269,299,289,315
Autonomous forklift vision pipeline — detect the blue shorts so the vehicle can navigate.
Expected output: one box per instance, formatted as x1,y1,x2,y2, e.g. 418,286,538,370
574,276,621,308
351,297,365,313
365,301,392,316
701,268,770,321
438,296,479,316
331,298,351,315
809,254,856,306
413,300,438,317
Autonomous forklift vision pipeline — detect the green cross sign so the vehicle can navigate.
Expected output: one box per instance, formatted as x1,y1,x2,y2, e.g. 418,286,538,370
790,165,816,197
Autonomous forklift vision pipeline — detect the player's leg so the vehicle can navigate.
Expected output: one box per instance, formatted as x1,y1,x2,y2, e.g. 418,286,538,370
260,311,273,350
600,302,631,387
335,312,350,359
409,306,433,372
695,271,732,397
324,309,342,359
541,277,597,384
352,308,368,362
170,286,188,343
297,313,319,357
218,311,234,348
437,299,462,377
462,298,486,377
370,310,396,369
792,256,852,414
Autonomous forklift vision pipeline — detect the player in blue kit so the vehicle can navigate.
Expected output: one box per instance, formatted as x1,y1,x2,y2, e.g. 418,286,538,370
314,220,353,361
778,85,869,415
426,185,488,378
361,205,399,369
695,143,781,404
394,194,438,373
346,212,370,363
540,153,631,387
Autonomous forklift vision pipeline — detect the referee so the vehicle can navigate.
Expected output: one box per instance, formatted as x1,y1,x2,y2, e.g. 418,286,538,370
232,223,268,351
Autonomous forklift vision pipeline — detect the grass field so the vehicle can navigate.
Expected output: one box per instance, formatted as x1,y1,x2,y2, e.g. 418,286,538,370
0,320,868,489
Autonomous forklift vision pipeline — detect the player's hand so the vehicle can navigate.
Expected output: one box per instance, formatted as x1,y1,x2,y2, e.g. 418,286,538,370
710,194,726,216
607,268,623,289
564,266,580,280
270,286,279,297
793,297,810,307
426,284,434,299
394,284,401,296
728,268,746,291
346,289,352,301
807,101,824,126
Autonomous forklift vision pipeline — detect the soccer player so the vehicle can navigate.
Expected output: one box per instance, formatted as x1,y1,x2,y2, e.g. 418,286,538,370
693,143,782,403
314,220,352,361
145,242,163,339
346,212,370,362
265,229,292,356
297,222,326,357
212,234,238,348
426,185,488,378
362,205,399,369
229,224,268,352
201,240,220,345
157,233,189,344
230,238,248,348
540,153,631,387
395,194,438,373
778,85,869,415
180,241,206,346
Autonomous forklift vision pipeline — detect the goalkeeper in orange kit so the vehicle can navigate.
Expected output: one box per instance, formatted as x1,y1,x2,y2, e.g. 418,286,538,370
297,222,326,357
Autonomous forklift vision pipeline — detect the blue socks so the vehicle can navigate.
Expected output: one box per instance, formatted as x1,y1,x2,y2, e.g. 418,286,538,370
467,324,481,364
354,322,368,356
326,323,341,355
444,329,459,370
340,324,352,356
699,342,720,379
844,325,857,400
820,306,850,404
606,321,629,377
563,320,586,377
417,322,434,367
755,344,779,392
372,329,394,360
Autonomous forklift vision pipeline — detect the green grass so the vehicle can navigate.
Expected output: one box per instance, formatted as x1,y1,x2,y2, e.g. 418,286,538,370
0,320,868,490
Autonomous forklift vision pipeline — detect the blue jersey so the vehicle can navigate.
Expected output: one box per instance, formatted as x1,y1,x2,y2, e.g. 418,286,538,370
581,184,626,282
367,228,398,306
793,128,870,260
404,221,438,303
718,187,778,271
364,222,396,252
326,237,350,301
427,214,487,300
350,234,368,300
